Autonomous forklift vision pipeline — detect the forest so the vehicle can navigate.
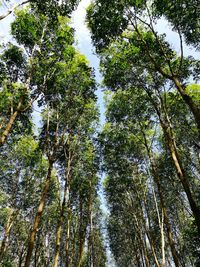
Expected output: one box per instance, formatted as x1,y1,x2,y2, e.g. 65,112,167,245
0,0,200,266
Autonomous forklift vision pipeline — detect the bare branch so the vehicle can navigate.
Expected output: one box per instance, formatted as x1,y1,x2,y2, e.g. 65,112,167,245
0,0,29,21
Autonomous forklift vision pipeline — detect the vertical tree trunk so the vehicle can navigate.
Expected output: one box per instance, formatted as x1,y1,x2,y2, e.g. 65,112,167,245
160,210,165,267
0,212,15,261
77,195,86,267
88,180,95,267
146,91,200,234
172,77,200,134
65,212,72,267
161,115,200,234
0,98,23,146
24,159,53,267
141,129,180,267
53,156,72,267
132,214,150,267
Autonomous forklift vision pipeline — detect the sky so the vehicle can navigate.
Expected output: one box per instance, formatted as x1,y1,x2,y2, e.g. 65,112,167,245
72,0,106,126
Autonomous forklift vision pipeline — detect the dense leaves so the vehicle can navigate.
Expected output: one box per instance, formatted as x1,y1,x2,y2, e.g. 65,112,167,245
0,0,200,266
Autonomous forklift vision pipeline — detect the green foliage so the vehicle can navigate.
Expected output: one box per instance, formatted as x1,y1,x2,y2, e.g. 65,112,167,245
153,0,200,49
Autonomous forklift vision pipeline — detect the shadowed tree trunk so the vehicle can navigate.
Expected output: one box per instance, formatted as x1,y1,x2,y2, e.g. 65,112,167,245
53,152,72,267
24,159,53,267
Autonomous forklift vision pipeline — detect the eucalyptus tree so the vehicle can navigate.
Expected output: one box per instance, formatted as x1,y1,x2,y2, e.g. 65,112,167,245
93,29,200,239
0,7,75,146
101,87,198,265
87,0,200,133
0,4,107,267
0,135,49,265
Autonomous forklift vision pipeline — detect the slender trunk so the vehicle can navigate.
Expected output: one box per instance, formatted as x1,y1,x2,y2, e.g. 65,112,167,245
146,231,160,267
53,219,63,267
53,158,71,267
160,210,165,267
141,128,180,267
77,195,86,267
153,165,180,267
0,98,23,146
65,213,71,267
146,91,200,234
88,181,94,267
0,211,15,261
138,198,161,267
161,115,200,234
18,244,25,267
133,214,150,267
24,159,53,267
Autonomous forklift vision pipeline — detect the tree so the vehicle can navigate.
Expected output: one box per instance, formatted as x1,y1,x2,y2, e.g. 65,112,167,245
0,4,107,267
0,0,79,21
87,0,200,134
100,88,199,265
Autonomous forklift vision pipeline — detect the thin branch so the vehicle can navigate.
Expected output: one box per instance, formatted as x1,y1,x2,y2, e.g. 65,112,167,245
178,28,184,74
0,0,29,21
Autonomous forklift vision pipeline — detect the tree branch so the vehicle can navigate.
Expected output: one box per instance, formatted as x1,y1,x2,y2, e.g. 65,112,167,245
0,0,29,21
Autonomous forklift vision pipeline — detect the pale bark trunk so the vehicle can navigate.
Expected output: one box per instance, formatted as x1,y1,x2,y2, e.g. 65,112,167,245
65,213,71,267
77,195,86,267
88,181,94,267
133,214,150,267
24,160,53,267
0,212,15,261
53,157,71,267
161,115,200,234
160,210,165,267
142,129,180,267
0,98,23,146
146,90,200,234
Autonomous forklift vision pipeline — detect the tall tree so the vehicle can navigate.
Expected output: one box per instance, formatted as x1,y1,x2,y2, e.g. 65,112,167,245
87,0,200,133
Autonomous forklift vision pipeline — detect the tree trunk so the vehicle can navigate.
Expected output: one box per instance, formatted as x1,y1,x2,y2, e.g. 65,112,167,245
161,115,200,234
77,195,86,267
65,212,72,267
0,98,23,146
146,90,200,234
0,211,15,261
133,214,150,267
88,181,95,267
172,77,200,134
24,159,53,267
53,157,71,267
141,129,180,267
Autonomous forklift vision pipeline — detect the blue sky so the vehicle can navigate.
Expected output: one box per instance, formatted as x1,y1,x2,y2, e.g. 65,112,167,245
72,0,106,126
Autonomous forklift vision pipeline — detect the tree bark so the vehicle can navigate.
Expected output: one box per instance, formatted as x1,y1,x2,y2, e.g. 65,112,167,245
161,115,200,234
24,159,53,267
0,97,23,146
65,211,72,267
146,90,200,234
77,195,86,267
141,128,180,267
53,156,72,267
0,211,15,261
172,77,200,134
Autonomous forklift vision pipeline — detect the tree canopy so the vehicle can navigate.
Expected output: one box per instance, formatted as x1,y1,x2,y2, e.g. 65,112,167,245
0,0,200,266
